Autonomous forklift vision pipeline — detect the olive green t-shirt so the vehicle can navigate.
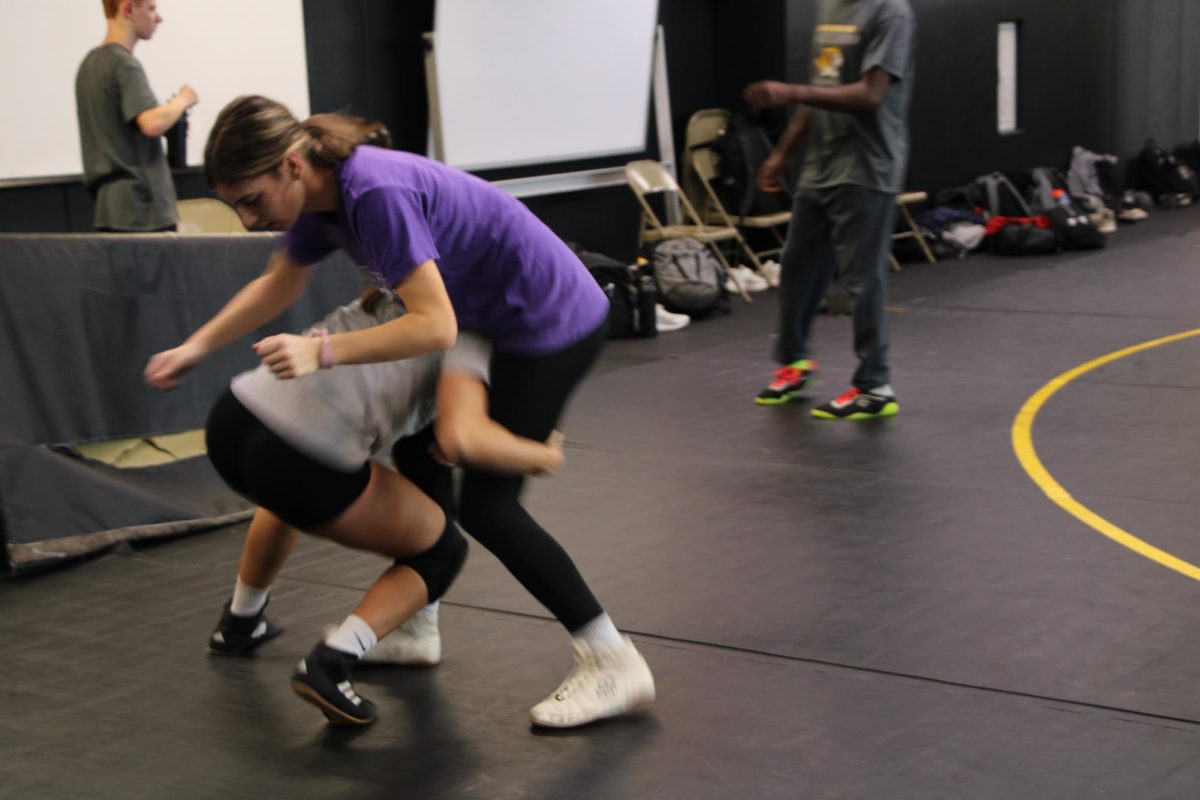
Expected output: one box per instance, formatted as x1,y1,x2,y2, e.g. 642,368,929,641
801,0,916,193
75,44,178,231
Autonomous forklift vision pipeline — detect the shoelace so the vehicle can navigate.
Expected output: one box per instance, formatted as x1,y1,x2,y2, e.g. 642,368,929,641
833,387,862,406
550,650,608,702
772,366,804,387
551,664,591,702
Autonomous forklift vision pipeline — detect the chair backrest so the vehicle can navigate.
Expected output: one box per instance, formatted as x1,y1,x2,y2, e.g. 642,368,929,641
625,159,680,197
685,108,731,152
689,148,734,226
682,108,732,210
177,198,247,234
691,147,719,184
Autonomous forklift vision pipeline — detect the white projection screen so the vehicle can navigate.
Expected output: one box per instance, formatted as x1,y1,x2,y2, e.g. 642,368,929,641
431,0,659,171
0,0,310,181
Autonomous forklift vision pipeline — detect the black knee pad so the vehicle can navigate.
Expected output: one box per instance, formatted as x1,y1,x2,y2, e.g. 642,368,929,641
397,518,468,602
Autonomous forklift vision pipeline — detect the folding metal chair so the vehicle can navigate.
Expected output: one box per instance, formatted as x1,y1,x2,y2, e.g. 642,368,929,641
691,147,790,264
889,191,936,272
624,159,759,302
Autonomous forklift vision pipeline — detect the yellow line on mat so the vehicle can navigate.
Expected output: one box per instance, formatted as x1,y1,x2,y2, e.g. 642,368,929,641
1011,328,1200,581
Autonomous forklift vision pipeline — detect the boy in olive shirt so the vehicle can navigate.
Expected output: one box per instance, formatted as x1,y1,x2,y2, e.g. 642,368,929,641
75,0,198,231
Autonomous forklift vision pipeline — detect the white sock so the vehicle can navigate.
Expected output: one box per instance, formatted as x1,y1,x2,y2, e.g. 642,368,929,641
420,601,440,623
869,384,895,398
571,613,623,647
230,577,268,617
324,614,378,658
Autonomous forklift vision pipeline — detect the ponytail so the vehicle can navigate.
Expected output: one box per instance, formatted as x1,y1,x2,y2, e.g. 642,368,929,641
301,114,393,168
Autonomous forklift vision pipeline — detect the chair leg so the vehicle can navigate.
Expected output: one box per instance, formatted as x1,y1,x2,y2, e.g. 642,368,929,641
709,242,752,303
899,202,936,264
889,252,902,273
735,233,765,273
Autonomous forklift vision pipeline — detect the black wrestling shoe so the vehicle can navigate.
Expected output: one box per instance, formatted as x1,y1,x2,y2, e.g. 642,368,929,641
291,643,377,726
755,360,818,406
811,387,899,420
209,600,284,655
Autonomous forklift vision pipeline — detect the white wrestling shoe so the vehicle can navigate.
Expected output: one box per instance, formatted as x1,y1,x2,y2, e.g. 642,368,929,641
529,636,655,728
759,259,782,287
323,605,441,666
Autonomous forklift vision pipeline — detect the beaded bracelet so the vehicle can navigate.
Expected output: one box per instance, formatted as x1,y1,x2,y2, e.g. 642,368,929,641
313,327,335,370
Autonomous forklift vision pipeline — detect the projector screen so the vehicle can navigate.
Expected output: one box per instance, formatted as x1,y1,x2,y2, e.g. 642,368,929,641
0,0,310,182
430,0,659,171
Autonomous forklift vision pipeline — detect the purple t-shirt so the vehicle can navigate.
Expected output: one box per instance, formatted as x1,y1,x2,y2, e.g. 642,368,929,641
284,146,608,354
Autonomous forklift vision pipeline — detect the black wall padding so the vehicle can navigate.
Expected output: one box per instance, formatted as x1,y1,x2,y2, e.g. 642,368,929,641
0,233,366,571
0,234,364,446
1,443,254,573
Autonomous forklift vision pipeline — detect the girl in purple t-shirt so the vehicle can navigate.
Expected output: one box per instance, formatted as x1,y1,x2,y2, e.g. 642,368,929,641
144,95,653,729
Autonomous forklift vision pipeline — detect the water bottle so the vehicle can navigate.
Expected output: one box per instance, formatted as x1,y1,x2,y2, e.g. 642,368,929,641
166,112,188,169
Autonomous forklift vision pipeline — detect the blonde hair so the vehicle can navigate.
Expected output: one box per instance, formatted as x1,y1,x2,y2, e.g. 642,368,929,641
203,95,392,187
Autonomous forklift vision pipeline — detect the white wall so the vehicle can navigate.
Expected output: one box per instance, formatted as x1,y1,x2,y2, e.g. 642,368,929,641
431,0,658,171
0,0,310,181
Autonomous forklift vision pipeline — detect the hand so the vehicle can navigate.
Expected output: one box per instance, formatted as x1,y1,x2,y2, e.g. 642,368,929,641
175,84,199,110
533,431,565,477
743,80,790,110
144,341,207,390
427,441,457,468
253,333,321,379
757,153,788,193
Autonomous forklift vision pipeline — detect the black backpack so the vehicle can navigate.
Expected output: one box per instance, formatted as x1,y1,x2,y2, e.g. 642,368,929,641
649,238,729,318
1028,167,1105,250
991,222,1061,256
577,250,657,338
1139,138,1200,200
710,113,793,218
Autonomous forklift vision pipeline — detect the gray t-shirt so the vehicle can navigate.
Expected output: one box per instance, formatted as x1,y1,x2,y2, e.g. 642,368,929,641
231,298,491,472
75,44,178,231
800,0,915,193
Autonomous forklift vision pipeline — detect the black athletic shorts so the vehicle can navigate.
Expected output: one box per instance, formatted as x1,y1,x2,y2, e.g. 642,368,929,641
205,389,371,528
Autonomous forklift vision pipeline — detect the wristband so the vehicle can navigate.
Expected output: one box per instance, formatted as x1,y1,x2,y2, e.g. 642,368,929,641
313,327,335,370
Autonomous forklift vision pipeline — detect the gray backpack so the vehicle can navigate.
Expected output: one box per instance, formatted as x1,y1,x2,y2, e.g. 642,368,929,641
650,238,729,317
975,171,1033,218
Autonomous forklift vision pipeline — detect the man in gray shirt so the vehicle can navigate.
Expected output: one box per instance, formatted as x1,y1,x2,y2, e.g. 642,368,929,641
745,0,915,420
75,0,198,231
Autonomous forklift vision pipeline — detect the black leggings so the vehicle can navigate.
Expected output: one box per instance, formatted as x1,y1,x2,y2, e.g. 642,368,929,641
392,322,607,631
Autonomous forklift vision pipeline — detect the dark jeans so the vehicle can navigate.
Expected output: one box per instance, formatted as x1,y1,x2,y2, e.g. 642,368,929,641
775,184,896,390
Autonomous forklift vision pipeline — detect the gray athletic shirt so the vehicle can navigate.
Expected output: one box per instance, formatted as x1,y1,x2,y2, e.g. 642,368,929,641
801,0,915,193
75,44,178,230
231,299,491,472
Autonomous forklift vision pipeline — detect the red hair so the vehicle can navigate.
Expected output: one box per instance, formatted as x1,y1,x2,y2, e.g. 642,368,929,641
103,0,146,20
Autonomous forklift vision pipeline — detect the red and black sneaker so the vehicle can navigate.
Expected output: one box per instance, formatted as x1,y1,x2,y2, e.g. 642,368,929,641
755,360,818,406
811,387,898,420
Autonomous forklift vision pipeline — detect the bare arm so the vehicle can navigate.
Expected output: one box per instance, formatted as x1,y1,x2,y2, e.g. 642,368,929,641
331,260,457,363
136,85,198,138
253,259,458,379
433,372,564,476
744,67,892,115
144,249,313,389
